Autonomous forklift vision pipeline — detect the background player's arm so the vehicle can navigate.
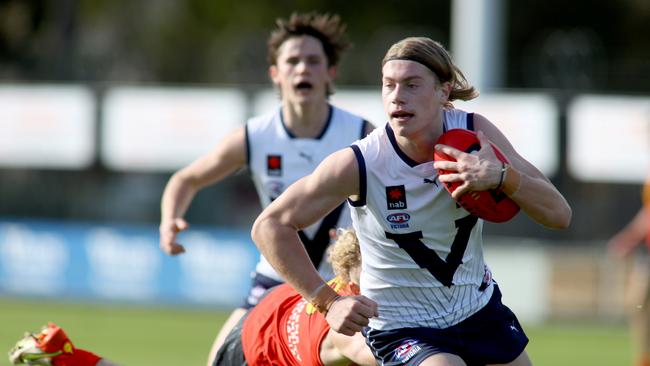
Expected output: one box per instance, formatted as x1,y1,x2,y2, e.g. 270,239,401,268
159,126,247,255
608,207,648,258
472,114,571,229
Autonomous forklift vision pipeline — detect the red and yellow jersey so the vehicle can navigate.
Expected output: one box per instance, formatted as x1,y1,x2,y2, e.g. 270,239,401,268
241,278,349,366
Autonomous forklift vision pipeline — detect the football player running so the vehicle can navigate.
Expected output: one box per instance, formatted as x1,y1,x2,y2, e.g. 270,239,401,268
158,12,374,366
252,37,571,365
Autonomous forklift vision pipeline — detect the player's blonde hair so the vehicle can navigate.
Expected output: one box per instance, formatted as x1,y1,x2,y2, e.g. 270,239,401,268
382,37,479,107
328,228,361,284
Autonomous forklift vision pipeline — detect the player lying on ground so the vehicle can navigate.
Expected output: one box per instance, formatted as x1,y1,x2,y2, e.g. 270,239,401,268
8,323,118,366
212,228,376,366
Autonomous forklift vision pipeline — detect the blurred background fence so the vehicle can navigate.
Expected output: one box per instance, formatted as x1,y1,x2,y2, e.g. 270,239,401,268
0,0,649,326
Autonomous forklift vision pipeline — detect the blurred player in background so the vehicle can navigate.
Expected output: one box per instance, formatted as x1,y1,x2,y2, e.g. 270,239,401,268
8,323,118,366
252,36,572,366
212,228,375,366
608,174,650,366
158,11,374,366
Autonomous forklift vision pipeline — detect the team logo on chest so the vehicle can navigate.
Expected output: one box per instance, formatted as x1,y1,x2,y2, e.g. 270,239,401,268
386,212,410,229
266,155,282,176
386,185,407,210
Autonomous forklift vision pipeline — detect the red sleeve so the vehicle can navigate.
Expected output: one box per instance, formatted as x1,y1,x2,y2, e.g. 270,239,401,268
242,279,350,366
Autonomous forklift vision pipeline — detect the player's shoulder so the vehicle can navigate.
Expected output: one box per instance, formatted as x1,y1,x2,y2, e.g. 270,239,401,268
353,123,386,150
246,107,281,132
444,107,469,118
330,104,372,134
443,107,473,130
347,124,388,171
330,104,365,122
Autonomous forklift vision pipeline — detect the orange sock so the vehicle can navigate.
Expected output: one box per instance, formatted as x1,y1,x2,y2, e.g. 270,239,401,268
639,355,650,366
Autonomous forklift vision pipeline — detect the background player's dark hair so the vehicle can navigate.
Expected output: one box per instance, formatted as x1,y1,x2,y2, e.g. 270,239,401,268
267,12,351,67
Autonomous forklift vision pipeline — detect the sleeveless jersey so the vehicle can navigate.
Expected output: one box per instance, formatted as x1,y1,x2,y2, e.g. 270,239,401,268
247,105,367,281
349,108,494,330
241,278,350,366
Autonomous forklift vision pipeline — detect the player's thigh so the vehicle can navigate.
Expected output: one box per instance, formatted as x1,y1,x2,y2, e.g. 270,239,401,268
625,260,650,310
419,352,466,366
488,349,532,366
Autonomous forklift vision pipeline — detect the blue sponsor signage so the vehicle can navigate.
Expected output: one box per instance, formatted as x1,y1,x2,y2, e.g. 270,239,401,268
0,219,258,307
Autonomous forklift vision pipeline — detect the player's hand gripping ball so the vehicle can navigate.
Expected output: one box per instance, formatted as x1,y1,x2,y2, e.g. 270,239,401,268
434,129,519,223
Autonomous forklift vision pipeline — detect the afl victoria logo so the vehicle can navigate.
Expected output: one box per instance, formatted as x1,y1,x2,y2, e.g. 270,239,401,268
386,213,410,224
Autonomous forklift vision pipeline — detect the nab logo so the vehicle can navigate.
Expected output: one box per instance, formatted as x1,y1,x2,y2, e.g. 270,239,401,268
266,155,282,176
386,185,407,210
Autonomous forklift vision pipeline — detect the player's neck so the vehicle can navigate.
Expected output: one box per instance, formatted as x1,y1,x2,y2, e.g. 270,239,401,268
397,136,436,163
394,118,443,164
282,100,330,138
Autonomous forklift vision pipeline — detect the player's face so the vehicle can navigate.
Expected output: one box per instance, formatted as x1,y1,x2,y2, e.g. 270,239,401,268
270,35,335,104
381,60,449,138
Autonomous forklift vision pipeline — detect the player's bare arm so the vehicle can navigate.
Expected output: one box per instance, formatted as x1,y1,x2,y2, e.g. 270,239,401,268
323,329,376,366
434,114,571,229
160,126,247,255
252,148,357,292
252,148,378,335
607,207,648,258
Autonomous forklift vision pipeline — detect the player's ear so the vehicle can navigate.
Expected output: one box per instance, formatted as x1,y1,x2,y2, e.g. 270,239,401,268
269,65,279,85
348,282,360,295
438,81,451,101
328,65,337,80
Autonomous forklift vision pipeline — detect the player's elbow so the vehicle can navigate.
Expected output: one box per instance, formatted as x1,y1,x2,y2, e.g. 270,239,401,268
251,214,267,249
543,205,572,230
169,170,200,193
251,210,279,251
557,206,572,229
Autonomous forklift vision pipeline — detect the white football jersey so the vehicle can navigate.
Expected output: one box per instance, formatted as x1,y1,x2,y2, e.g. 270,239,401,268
247,105,368,281
349,108,494,330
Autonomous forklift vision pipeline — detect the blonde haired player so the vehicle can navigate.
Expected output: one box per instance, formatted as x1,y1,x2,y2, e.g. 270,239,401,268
252,36,571,366
212,228,375,366
9,230,373,366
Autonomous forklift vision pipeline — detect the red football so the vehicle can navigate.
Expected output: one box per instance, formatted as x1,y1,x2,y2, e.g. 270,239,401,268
434,129,520,223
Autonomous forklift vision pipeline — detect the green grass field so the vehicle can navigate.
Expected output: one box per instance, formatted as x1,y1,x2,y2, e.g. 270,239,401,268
0,297,632,366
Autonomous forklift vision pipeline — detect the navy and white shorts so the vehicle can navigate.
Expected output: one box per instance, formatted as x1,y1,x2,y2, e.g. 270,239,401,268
365,285,529,366
241,272,282,309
